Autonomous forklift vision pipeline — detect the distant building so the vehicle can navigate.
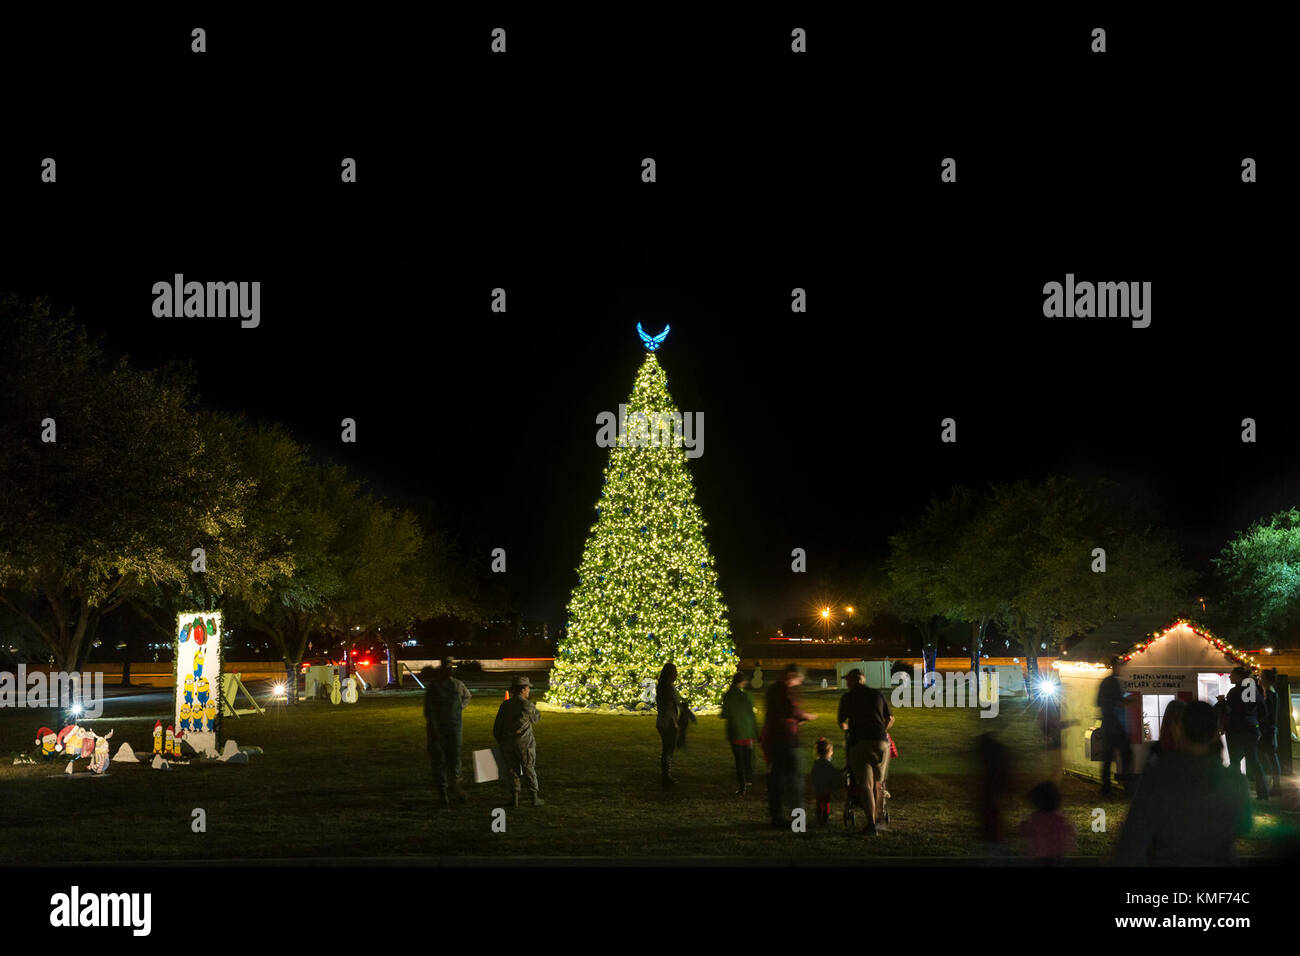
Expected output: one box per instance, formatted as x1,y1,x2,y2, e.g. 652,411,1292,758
478,613,522,648
521,620,549,644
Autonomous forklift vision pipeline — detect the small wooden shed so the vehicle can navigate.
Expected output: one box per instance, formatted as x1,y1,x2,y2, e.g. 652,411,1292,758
1053,616,1261,782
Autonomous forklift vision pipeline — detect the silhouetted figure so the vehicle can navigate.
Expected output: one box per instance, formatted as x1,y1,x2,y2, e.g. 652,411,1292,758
675,697,697,749
976,732,1013,843
1114,701,1251,865
423,658,472,808
763,664,816,828
1258,669,1282,794
1145,698,1188,771
811,737,840,825
656,663,682,788
1020,781,1075,864
1097,664,1132,796
493,675,543,807
838,667,893,834
1225,667,1269,800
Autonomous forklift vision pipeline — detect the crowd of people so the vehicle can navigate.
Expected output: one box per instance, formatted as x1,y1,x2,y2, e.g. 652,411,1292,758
420,657,1285,862
423,657,900,834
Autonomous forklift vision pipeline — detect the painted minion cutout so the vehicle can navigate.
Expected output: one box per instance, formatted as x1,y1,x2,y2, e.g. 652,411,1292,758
58,724,82,758
179,701,193,732
193,646,206,681
196,676,210,708
172,729,184,758
152,720,163,755
165,724,175,756
203,696,218,730
36,727,57,759
183,673,195,705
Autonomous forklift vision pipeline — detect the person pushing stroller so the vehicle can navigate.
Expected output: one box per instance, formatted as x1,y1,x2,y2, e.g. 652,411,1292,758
838,668,894,834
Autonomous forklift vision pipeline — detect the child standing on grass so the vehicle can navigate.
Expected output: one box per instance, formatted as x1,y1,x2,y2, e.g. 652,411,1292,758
811,737,840,825
720,672,757,795
1020,781,1075,864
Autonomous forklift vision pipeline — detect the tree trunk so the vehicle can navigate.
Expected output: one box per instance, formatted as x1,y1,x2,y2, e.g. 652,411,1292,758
969,620,981,674
285,659,300,705
385,637,401,689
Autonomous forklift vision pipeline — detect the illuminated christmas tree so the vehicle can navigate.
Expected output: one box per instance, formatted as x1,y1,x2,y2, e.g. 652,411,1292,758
549,332,735,708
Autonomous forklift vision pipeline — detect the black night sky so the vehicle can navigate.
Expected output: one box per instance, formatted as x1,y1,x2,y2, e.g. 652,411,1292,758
2,14,1290,635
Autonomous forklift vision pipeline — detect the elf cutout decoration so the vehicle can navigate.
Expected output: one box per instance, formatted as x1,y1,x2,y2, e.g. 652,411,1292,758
89,734,111,775
153,721,163,756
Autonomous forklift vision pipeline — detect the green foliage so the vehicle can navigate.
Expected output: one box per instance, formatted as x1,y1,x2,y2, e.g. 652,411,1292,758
0,296,263,668
884,477,1194,663
0,295,475,673
1214,508,1300,644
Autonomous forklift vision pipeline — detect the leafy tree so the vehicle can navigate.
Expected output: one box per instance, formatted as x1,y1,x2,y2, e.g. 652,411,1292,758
129,413,297,641
0,297,257,670
235,459,354,704
321,494,472,686
884,477,1194,680
988,477,1195,679
885,486,994,670
1214,508,1300,646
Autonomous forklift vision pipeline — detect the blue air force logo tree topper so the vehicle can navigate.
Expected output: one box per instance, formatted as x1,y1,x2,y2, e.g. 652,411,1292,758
637,323,670,351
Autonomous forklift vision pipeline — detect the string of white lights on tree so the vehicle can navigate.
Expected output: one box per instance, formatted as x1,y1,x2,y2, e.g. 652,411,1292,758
549,340,735,708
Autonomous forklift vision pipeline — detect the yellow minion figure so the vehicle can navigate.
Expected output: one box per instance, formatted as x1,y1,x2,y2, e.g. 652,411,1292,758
193,647,206,680
203,696,218,730
152,720,163,756
173,730,184,758
60,725,84,757
36,727,58,759
164,724,175,756
179,701,193,733
196,675,210,708
183,673,195,705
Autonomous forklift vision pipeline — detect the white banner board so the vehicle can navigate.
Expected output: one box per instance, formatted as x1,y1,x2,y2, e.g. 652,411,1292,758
175,611,222,757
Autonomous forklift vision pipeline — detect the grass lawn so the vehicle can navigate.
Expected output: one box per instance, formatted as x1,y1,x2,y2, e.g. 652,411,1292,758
1,688,1293,863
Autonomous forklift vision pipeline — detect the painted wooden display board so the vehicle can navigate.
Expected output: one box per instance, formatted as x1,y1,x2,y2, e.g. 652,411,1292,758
175,610,222,757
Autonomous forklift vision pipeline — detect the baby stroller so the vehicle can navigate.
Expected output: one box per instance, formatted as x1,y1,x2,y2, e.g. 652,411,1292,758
842,731,890,830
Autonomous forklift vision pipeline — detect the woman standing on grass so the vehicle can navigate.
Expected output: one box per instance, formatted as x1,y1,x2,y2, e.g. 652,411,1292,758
656,662,682,788
721,672,757,795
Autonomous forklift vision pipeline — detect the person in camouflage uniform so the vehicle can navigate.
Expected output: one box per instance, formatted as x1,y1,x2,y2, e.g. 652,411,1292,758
423,658,472,809
493,675,544,807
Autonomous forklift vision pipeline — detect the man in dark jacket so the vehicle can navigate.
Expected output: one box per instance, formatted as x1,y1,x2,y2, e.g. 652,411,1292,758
1224,667,1269,800
1114,701,1252,865
1097,663,1132,797
493,675,544,807
763,664,817,828
423,658,472,808
1258,668,1282,794
838,668,894,833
